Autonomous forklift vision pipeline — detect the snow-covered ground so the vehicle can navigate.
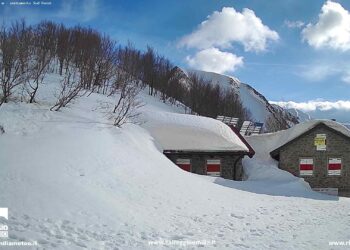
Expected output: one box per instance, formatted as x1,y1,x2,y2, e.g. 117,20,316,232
1,74,350,249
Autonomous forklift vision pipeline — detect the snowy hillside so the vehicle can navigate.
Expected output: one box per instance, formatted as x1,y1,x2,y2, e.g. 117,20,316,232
1,73,350,249
191,70,268,122
182,69,299,126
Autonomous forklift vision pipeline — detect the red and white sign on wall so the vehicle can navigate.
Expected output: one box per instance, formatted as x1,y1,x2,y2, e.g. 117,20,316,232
299,158,313,176
176,159,191,172
328,158,342,176
206,159,221,177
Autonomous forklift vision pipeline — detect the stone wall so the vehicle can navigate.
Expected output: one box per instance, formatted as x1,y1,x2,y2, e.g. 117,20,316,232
278,125,350,196
165,152,244,180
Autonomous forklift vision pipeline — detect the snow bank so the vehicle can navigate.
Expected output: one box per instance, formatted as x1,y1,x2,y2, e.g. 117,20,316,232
1,73,350,249
242,131,312,194
239,120,320,198
141,111,249,152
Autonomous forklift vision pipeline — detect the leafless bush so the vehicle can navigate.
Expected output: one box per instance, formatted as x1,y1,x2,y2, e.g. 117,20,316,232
26,21,55,103
50,68,82,111
0,21,30,105
111,82,143,127
108,69,133,97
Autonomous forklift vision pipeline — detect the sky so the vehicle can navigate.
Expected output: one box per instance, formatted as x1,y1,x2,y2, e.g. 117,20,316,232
1,0,350,114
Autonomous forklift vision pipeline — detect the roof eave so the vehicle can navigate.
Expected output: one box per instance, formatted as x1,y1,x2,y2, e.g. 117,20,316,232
269,122,350,160
229,125,255,158
163,149,250,155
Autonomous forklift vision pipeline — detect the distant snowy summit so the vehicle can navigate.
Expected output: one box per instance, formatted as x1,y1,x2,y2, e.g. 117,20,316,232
279,107,312,122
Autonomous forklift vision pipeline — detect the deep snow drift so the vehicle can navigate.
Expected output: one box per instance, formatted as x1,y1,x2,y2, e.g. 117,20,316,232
1,74,350,249
141,111,248,152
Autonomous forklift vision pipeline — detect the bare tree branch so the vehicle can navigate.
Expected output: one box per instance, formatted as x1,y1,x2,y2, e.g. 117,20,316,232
50,67,83,111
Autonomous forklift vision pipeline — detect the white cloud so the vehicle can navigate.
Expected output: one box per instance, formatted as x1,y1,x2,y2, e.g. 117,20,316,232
81,0,98,22
272,100,350,122
341,72,350,83
302,1,350,50
57,0,98,22
284,20,305,29
178,7,279,52
300,63,350,84
300,64,337,81
186,48,243,74
272,100,350,112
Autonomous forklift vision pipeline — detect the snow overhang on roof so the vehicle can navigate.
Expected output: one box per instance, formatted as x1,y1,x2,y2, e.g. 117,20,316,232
141,111,250,153
269,120,350,160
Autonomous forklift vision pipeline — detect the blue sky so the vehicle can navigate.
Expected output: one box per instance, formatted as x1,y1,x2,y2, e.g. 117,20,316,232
2,0,350,108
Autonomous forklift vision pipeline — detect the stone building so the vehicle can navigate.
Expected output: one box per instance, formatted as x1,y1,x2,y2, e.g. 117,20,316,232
142,112,254,180
270,120,350,196
164,147,253,180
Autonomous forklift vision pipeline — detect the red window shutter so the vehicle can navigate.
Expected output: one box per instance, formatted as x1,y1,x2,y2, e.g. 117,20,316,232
176,159,191,172
206,159,220,176
299,164,313,170
206,164,220,172
328,164,341,170
299,158,313,176
328,158,341,175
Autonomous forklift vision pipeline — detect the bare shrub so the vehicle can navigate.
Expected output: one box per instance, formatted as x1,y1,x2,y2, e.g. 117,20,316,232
50,68,82,111
111,81,143,127
0,21,30,105
0,125,4,134
27,21,55,103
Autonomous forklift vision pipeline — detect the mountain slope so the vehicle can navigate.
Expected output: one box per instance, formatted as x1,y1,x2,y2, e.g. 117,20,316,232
177,68,299,127
280,107,312,122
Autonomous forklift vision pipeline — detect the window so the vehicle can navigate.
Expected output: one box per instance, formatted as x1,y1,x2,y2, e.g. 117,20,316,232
176,159,191,172
206,159,221,177
328,158,342,176
299,158,314,176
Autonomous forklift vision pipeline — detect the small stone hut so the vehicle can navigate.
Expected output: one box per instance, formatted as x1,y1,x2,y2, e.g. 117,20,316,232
270,120,350,196
143,112,254,180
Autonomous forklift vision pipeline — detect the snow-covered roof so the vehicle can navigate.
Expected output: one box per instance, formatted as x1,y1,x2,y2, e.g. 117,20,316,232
141,111,249,152
262,119,350,154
